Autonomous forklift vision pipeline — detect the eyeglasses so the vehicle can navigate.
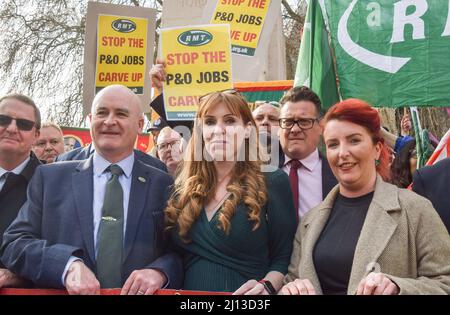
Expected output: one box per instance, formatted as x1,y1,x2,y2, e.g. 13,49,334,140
157,139,180,151
0,114,36,131
279,118,319,130
198,89,241,103
254,100,281,108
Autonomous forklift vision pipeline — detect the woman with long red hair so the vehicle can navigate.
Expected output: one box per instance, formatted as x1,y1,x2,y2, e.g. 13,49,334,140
281,99,450,295
165,90,297,294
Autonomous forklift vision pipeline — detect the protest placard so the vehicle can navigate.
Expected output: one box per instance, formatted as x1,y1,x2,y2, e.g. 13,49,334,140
95,15,148,94
161,24,233,120
83,2,156,116
210,0,271,56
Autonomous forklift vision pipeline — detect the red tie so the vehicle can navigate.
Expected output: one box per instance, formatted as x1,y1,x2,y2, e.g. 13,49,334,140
289,160,302,222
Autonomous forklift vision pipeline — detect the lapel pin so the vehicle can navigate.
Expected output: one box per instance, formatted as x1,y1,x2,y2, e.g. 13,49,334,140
138,177,146,183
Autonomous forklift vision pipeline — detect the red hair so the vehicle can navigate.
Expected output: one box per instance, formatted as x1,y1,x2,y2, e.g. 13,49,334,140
323,98,391,182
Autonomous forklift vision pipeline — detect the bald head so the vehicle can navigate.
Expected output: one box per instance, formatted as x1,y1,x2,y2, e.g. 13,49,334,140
90,84,145,163
92,85,142,116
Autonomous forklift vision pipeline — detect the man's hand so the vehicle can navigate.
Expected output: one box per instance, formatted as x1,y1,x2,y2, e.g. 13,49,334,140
149,59,166,93
120,269,167,295
356,272,399,295
278,278,317,295
64,261,100,295
0,268,27,288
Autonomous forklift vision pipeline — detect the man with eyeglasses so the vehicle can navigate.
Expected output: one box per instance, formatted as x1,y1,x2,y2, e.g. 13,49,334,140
32,122,65,163
156,127,184,177
0,93,41,288
278,87,337,221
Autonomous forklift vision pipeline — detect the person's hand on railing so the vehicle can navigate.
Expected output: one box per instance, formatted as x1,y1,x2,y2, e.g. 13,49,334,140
0,268,27,288
120,269,167,295
64,261,100,295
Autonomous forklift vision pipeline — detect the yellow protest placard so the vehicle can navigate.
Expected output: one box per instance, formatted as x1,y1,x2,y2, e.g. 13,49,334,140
210,0,271,56
95,15,148,94
161,24,233,121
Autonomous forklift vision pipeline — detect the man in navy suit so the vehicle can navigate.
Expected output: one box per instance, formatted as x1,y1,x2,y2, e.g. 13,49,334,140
0,85,182,294
55,134,167,173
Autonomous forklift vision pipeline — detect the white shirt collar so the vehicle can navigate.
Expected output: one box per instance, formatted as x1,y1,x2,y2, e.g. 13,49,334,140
0,156,31,177
284,149,321,172
93,151,134,179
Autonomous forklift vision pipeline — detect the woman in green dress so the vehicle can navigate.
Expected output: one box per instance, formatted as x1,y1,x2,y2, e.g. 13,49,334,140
165,90,297,294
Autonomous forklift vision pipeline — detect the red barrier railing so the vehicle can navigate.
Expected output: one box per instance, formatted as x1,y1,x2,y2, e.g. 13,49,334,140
0,288,231,295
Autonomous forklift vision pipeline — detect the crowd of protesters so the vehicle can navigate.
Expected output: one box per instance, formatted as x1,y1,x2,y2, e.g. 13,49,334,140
0,61,450,295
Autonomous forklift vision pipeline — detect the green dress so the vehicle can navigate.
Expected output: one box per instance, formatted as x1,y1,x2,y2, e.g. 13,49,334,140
171,169,297,292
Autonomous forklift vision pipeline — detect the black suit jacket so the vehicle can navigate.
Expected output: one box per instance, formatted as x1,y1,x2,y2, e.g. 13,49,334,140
278,150,337,199
55,144,167,173
1,155,183,288
413,157,450,233
0,153,41,268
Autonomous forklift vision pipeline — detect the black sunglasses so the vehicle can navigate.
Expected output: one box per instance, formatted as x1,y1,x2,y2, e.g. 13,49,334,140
0,114,36,131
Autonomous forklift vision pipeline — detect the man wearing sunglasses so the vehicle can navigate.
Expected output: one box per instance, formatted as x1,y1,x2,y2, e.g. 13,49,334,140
0,93,41,288
278,87,337,221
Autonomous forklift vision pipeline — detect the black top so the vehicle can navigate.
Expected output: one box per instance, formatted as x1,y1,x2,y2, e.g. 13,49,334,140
313,191,374,295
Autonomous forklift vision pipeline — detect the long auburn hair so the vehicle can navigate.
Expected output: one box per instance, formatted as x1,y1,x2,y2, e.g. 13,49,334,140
323,98,391,182
165,91,268,242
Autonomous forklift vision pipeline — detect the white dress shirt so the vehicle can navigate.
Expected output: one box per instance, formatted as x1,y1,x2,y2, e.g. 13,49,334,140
62,152,134,284
0,156,30,192
282,149,323,218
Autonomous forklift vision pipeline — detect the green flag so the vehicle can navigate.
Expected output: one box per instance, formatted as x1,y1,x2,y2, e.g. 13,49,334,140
324,0,450,107
294,0,340,112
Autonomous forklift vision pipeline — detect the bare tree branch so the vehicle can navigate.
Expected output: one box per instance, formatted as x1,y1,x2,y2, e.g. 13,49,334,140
282,0,302,23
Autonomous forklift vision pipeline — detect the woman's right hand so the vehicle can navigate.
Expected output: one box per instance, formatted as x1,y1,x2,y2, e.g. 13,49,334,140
278,279,317,295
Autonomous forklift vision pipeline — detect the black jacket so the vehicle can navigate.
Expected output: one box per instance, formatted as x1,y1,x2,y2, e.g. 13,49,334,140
413,157,450,233
0,153,41,268
55,144,167,173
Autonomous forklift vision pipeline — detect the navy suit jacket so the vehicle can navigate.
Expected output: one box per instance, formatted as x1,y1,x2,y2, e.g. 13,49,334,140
55,144,168,173
413,157,450,233
0,155,182,289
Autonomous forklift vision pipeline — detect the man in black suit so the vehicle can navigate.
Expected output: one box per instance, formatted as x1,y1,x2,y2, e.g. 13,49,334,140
412,157,450,233
0,93,42,288
277,86,337,219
